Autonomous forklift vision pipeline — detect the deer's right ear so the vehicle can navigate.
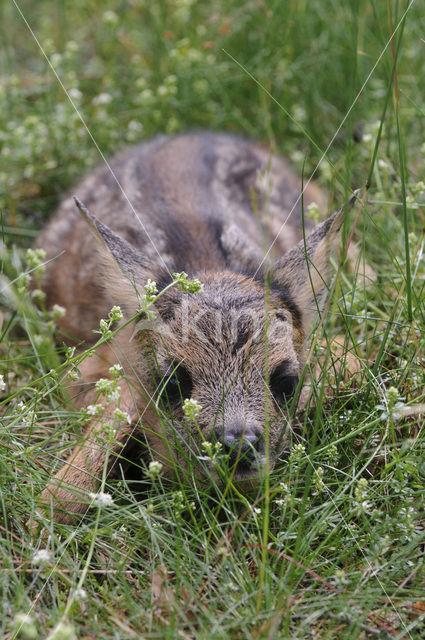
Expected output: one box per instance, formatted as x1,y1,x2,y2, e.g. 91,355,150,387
272,192,359,333
74,197,157,317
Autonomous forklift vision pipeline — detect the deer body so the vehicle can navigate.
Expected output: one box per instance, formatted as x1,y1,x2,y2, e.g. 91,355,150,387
36,132,347,523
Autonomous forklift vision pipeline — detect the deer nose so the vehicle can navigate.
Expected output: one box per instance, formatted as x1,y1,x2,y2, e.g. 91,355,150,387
214,424,264,471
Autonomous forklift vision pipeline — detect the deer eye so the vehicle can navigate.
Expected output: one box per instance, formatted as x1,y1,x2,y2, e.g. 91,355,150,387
161,363,193,406
270,362,299,406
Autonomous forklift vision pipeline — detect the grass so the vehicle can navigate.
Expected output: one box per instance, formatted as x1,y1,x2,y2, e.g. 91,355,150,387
1,0,425,638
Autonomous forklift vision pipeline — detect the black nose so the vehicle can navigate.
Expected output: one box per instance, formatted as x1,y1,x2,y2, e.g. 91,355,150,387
214,424,264,471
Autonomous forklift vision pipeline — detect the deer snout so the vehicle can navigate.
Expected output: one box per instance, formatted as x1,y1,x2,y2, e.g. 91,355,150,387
213,423,264,471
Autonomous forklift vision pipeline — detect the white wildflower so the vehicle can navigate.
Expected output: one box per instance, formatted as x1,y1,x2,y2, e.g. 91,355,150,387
92,93,112,106
113,408,131,424
0,374,6,391
172,271,203,293
13,612,37,639
85,404,103,417
198,440,222,463
72,587,87,600
109,363,123,378
89,492,114,508
147,460,163,479
52,304,66,320
183,398,202,420
376,385,406,422
306,201,322,222
22,412,37,428
353,478,372,515
331,569,348,587
102,10,118,25
32,288,46,302
109,305,123,322
26,247,46,270
108,387,121,403
68,88,82,101
32,548,51,565
144,278,158,302
216,545,228,556
127,120,143,136
313,466,325,493
95,378,120,402
289,443,306,464
99,318,111,337
275,481,292,507
48,621,77,640
378,159,390,170
95,378,113,394
387,386,399,403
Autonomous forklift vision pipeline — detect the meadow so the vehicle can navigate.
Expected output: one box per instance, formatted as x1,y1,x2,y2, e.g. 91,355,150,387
1,0,425,638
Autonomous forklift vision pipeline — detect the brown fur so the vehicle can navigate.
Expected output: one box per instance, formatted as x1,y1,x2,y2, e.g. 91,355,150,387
34,132,356,525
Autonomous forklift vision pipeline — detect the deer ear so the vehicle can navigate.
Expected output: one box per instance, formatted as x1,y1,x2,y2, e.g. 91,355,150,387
273,192,359,333
74,197,157,317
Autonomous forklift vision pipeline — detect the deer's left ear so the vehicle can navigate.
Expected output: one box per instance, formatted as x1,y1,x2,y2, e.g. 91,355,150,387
273,192,359,333
74,197,160,317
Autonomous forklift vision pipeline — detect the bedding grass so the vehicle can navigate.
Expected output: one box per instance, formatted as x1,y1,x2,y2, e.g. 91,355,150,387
1,1,425,638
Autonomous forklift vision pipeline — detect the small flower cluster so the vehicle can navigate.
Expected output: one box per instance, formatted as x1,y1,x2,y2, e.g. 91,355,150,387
144,278,158,302
109,363,123,379
313,466,325,493
26,247,46,271
171,490,195,519
397,506,417,537
376,385,406,422
51,304,66,321
137,279,159,315
13,613,38,640
113,407,131,424
353,477,372,515
87,365,129,441
32,548,51,566
98,305,123,339
108,305,123,324
199,440,222,463
331,568,348,587
274,481,293,507
249,504,262,518
183,398,202,420
89,492,114,508
172,271,203,294
289,443,306,465
18,400,37,428
137,273,203,317
102,10,119,25
16,272,31,295
323,443,339,465
0,373,6,392
306,201,323,223
45,303,68,333
48,621,77,640
95,375,121,404
84,403,103,417
71,587,87,601
126,119,143,142
147,460,163,480
16,248,47,294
